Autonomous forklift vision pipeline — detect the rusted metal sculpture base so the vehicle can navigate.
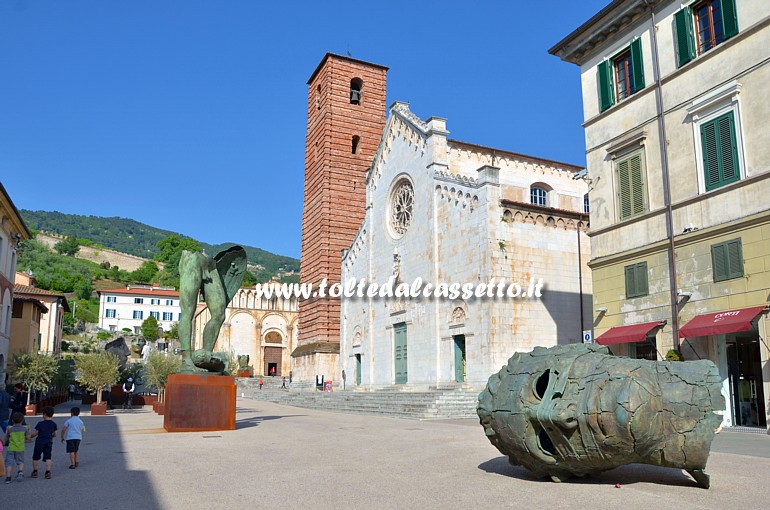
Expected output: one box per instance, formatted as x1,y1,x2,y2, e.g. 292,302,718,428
163,374,236,432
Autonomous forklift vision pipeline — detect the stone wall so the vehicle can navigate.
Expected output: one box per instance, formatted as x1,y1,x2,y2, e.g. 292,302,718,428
36,232,163,272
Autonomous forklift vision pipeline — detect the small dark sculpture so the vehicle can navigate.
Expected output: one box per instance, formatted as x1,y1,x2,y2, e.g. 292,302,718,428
178,246,247,373
477,344,724,488
104,337,131,369
237,355,250,370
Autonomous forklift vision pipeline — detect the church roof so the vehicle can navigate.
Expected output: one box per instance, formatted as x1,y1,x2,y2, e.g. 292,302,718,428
448,139,584,173
307,52,389,84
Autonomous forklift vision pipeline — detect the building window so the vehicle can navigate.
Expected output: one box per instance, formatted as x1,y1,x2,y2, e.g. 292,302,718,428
105,309,116,318
350,78,363,104
616,151,646,220
162,312,173,321
629,341,658,361
109,325,116,332
352,135,360,154
389,178,415,239
150,311,160,320
133,310,143,320
106,296,116,303
150,298,160,305
675,0,738,67
701,111,740,191
178,313,182,321
12,301,23,318
625,262,648,298
583,194,590,214
711,238,743,282
597,39,644,112
530,186,548,207
134,298,143,304
166,299,173,306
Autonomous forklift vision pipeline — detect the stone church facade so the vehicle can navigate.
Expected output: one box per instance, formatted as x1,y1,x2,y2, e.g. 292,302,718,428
340,102,591,389
193,288,298,377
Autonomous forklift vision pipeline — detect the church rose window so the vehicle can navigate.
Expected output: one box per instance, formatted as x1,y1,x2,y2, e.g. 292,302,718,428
390,179,414,237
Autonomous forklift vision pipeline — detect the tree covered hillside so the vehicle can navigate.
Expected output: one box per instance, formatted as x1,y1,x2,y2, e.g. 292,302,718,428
20,210,299,278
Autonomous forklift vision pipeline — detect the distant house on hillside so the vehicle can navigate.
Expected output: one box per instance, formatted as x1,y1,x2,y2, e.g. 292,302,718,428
12,271,69,355
97,285,180,336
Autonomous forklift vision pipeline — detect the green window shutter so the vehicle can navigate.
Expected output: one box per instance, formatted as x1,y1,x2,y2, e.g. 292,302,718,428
702,112,740,191
618,158,632,219
625,263,648,298
702,118,720,190
597,60,615,112
712,243,728,281
618,153,644,220
721,0,739,39
674,8,696,67
718,111,740,184
628,154,645,216
635,262,649,296
625,265,637,297
630,38,645,92
726,239,744,279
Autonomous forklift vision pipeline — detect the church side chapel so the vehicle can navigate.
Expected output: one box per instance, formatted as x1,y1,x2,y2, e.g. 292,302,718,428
192,288,298,377
340,101,592,389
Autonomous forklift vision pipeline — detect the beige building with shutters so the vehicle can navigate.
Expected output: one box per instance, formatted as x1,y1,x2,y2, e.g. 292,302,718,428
551,0,770,430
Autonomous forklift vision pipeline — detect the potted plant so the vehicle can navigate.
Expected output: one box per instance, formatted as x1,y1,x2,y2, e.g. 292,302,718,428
144,351,181,415
75,351,120,415
10,353,59,416
665,349,684,361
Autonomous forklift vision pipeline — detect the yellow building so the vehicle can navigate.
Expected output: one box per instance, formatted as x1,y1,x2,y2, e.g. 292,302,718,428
1,181,30,382
9,297,47,357
551,0,770,429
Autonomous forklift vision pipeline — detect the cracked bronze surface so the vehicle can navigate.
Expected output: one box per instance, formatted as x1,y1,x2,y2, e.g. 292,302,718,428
477,344,724,487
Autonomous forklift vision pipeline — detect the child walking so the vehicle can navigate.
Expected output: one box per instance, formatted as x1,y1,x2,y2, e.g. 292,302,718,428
4,412,30,483
29,406,57,479
61,407,85,469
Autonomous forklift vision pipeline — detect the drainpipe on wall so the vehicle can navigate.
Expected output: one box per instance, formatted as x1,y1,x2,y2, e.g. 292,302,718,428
647,1,680,349
577,222,585,339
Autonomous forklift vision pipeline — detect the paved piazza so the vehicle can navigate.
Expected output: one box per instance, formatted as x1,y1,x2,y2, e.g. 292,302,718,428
4,399,770,509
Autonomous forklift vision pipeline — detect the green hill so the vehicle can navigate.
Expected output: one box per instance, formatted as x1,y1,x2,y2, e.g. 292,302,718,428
20,210,299,279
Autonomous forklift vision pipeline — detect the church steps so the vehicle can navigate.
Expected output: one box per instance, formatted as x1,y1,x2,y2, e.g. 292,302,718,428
239,384,480,420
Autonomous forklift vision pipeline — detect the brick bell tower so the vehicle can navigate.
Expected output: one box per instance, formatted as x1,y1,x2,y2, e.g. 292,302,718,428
295,53,388,381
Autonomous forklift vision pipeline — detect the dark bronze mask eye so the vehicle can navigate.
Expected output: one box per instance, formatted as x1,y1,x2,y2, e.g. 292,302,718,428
538,428,557,455
534,369,550,399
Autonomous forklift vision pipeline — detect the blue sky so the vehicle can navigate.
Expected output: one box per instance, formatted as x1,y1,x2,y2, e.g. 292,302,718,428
0,0,607,259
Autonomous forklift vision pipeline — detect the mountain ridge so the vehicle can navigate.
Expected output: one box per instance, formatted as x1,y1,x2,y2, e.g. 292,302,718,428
20,210,299,280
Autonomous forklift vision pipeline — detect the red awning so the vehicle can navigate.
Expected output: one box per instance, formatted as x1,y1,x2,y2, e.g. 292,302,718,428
595,321,666,345
679,306,768,338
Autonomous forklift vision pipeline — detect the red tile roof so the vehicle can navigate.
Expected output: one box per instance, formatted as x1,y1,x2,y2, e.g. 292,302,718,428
98,287,179,298
13,284,71,312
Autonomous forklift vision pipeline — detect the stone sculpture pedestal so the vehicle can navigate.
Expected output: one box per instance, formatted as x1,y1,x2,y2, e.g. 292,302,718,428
163,374,236,432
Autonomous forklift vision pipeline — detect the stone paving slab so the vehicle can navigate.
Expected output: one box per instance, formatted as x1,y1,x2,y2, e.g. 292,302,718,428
3,399,770,509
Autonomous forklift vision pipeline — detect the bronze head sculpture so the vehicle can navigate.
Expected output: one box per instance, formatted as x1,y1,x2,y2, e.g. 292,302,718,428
477,344,724,488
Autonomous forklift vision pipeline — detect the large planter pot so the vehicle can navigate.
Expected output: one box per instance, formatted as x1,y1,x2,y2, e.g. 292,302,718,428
237,368,252,378
156,402,165,415
25,404,37,416
152,402,159,412
90,402,108,416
